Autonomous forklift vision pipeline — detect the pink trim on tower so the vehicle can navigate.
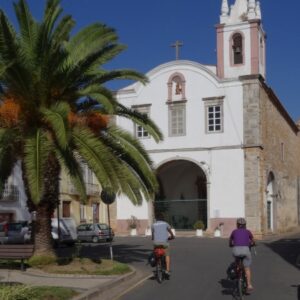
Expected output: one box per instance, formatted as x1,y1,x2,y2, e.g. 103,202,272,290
250,21,260,74
216,24,225,79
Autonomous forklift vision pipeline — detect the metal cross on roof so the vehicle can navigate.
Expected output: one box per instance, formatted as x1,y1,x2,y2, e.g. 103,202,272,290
171,40,183,60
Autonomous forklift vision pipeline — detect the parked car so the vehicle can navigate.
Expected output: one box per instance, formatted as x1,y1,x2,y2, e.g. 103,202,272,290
51,218,77,246
77,223,114,243
0,218,78,246
0,221,30,244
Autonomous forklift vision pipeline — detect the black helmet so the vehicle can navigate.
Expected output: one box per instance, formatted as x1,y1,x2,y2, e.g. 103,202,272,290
237,218,246,225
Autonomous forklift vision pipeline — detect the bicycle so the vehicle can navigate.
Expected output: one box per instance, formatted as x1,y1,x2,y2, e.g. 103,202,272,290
230,246,256,300
153,246,168,283
232,255,247,300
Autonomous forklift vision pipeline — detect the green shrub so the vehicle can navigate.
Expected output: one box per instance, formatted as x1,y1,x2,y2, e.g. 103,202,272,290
193,220,205,230
0,284,37,300
28,255,56,267
0,284,77,300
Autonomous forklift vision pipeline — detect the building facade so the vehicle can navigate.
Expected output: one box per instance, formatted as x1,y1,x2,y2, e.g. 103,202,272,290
114,0,300,237
1,0,300,237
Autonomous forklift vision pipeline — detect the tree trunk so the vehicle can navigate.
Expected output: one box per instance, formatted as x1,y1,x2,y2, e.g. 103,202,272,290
30,154,61,257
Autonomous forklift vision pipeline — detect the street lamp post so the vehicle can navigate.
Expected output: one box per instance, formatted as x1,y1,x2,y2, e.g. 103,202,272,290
100,190,116,260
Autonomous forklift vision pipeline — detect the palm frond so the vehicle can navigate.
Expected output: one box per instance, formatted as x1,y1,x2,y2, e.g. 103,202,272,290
13,0,38,65
65,23,118,66
103,126,158,192
92,69,148,85
23,129,52,204
116,103,163,142
41,102,71,149
54,147,87,203
72,126,116,190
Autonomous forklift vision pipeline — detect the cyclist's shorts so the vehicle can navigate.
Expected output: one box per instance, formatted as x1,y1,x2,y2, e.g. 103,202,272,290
154,243,170,256
232,246,252,267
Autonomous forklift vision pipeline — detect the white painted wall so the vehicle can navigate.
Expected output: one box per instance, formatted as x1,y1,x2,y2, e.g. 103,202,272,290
116,61,245,222
117,194,150,220
1,162,30,221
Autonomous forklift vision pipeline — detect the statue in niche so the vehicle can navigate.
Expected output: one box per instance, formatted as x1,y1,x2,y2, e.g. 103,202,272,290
175,82,182,95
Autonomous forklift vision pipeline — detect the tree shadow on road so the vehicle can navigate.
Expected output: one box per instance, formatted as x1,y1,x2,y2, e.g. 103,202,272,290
264,237,300,270
56,242,151,264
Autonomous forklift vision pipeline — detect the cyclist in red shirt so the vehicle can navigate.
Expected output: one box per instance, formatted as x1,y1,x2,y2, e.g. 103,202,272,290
229,218,255,293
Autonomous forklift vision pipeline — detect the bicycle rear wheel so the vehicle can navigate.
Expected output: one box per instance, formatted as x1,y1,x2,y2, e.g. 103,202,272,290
156,259,163,283
232,279,243,300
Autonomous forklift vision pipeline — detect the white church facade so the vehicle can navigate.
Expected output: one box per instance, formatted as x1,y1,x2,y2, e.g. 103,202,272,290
114,0,300,237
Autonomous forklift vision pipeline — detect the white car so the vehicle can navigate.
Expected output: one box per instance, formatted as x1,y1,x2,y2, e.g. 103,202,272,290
51,218,77,246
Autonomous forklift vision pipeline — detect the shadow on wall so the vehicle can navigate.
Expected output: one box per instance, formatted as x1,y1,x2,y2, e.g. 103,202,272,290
264,235,300,270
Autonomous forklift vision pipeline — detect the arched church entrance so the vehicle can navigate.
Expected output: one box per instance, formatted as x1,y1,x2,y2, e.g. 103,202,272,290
155,159,207,230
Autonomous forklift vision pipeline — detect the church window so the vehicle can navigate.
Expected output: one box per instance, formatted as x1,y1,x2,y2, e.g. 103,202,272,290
203,96,224,134
232,33,243,65
168,104,186,136
132,104,151,139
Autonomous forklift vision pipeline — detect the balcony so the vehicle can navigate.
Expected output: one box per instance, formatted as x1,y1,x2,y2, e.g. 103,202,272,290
61,182,100,197
86,183,100,196
0,184,19,202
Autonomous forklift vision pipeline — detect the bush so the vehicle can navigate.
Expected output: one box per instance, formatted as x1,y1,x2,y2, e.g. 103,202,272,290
193,220,205,230
0,284,77,300
0,284,37,300
28,255,56,267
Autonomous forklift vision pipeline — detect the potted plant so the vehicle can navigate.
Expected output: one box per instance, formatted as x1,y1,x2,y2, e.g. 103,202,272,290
145,226,151,236
193,220,205,237
214,222,224,237
128,216,138,236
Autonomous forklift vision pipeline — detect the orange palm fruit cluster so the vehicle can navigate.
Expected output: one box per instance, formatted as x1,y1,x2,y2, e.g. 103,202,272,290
86,112,109,133
0,98,21,127
68,111,109,133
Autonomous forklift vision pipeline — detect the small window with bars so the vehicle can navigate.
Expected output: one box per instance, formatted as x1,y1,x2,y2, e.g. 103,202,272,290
206,105,223,133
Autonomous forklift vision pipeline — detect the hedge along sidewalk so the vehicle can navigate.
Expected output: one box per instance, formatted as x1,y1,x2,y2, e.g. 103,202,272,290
0,266,136,294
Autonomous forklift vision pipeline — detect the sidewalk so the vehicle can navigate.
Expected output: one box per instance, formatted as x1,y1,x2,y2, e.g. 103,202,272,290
0,265,142,300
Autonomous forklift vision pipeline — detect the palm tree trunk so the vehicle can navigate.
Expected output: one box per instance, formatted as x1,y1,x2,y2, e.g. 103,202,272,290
33,203,55,257
32,154,61,257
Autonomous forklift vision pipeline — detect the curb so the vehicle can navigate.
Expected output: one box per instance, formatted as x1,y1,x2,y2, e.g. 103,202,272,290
72,267,137,300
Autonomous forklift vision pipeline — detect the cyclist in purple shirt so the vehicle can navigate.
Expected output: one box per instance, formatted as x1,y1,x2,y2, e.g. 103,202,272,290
229,218,255,292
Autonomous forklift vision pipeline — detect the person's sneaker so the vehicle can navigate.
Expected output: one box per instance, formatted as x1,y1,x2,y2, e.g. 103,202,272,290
164,271,171,279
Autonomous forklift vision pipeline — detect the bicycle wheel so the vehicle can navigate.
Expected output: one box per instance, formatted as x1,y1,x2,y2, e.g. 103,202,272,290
156,258,163,283
237,279,244,300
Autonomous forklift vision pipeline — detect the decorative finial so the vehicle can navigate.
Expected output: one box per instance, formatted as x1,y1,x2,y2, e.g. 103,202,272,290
220,0,229,23
248,0,256,19
255,1,261,19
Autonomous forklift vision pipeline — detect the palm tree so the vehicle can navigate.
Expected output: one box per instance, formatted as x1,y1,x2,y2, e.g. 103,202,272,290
0,0,163,257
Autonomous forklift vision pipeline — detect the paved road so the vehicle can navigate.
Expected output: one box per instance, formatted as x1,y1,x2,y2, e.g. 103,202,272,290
110,235,300,300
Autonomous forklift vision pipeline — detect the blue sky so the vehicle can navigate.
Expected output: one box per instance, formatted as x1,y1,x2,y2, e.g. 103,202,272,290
1,0,300,121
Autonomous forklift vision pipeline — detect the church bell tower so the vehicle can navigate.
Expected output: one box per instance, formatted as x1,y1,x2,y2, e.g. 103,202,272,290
216,0,266,79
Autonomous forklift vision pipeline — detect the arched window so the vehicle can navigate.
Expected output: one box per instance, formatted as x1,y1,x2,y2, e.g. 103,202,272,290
232,33,243,65
167,73,187,136
167,72,186,102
